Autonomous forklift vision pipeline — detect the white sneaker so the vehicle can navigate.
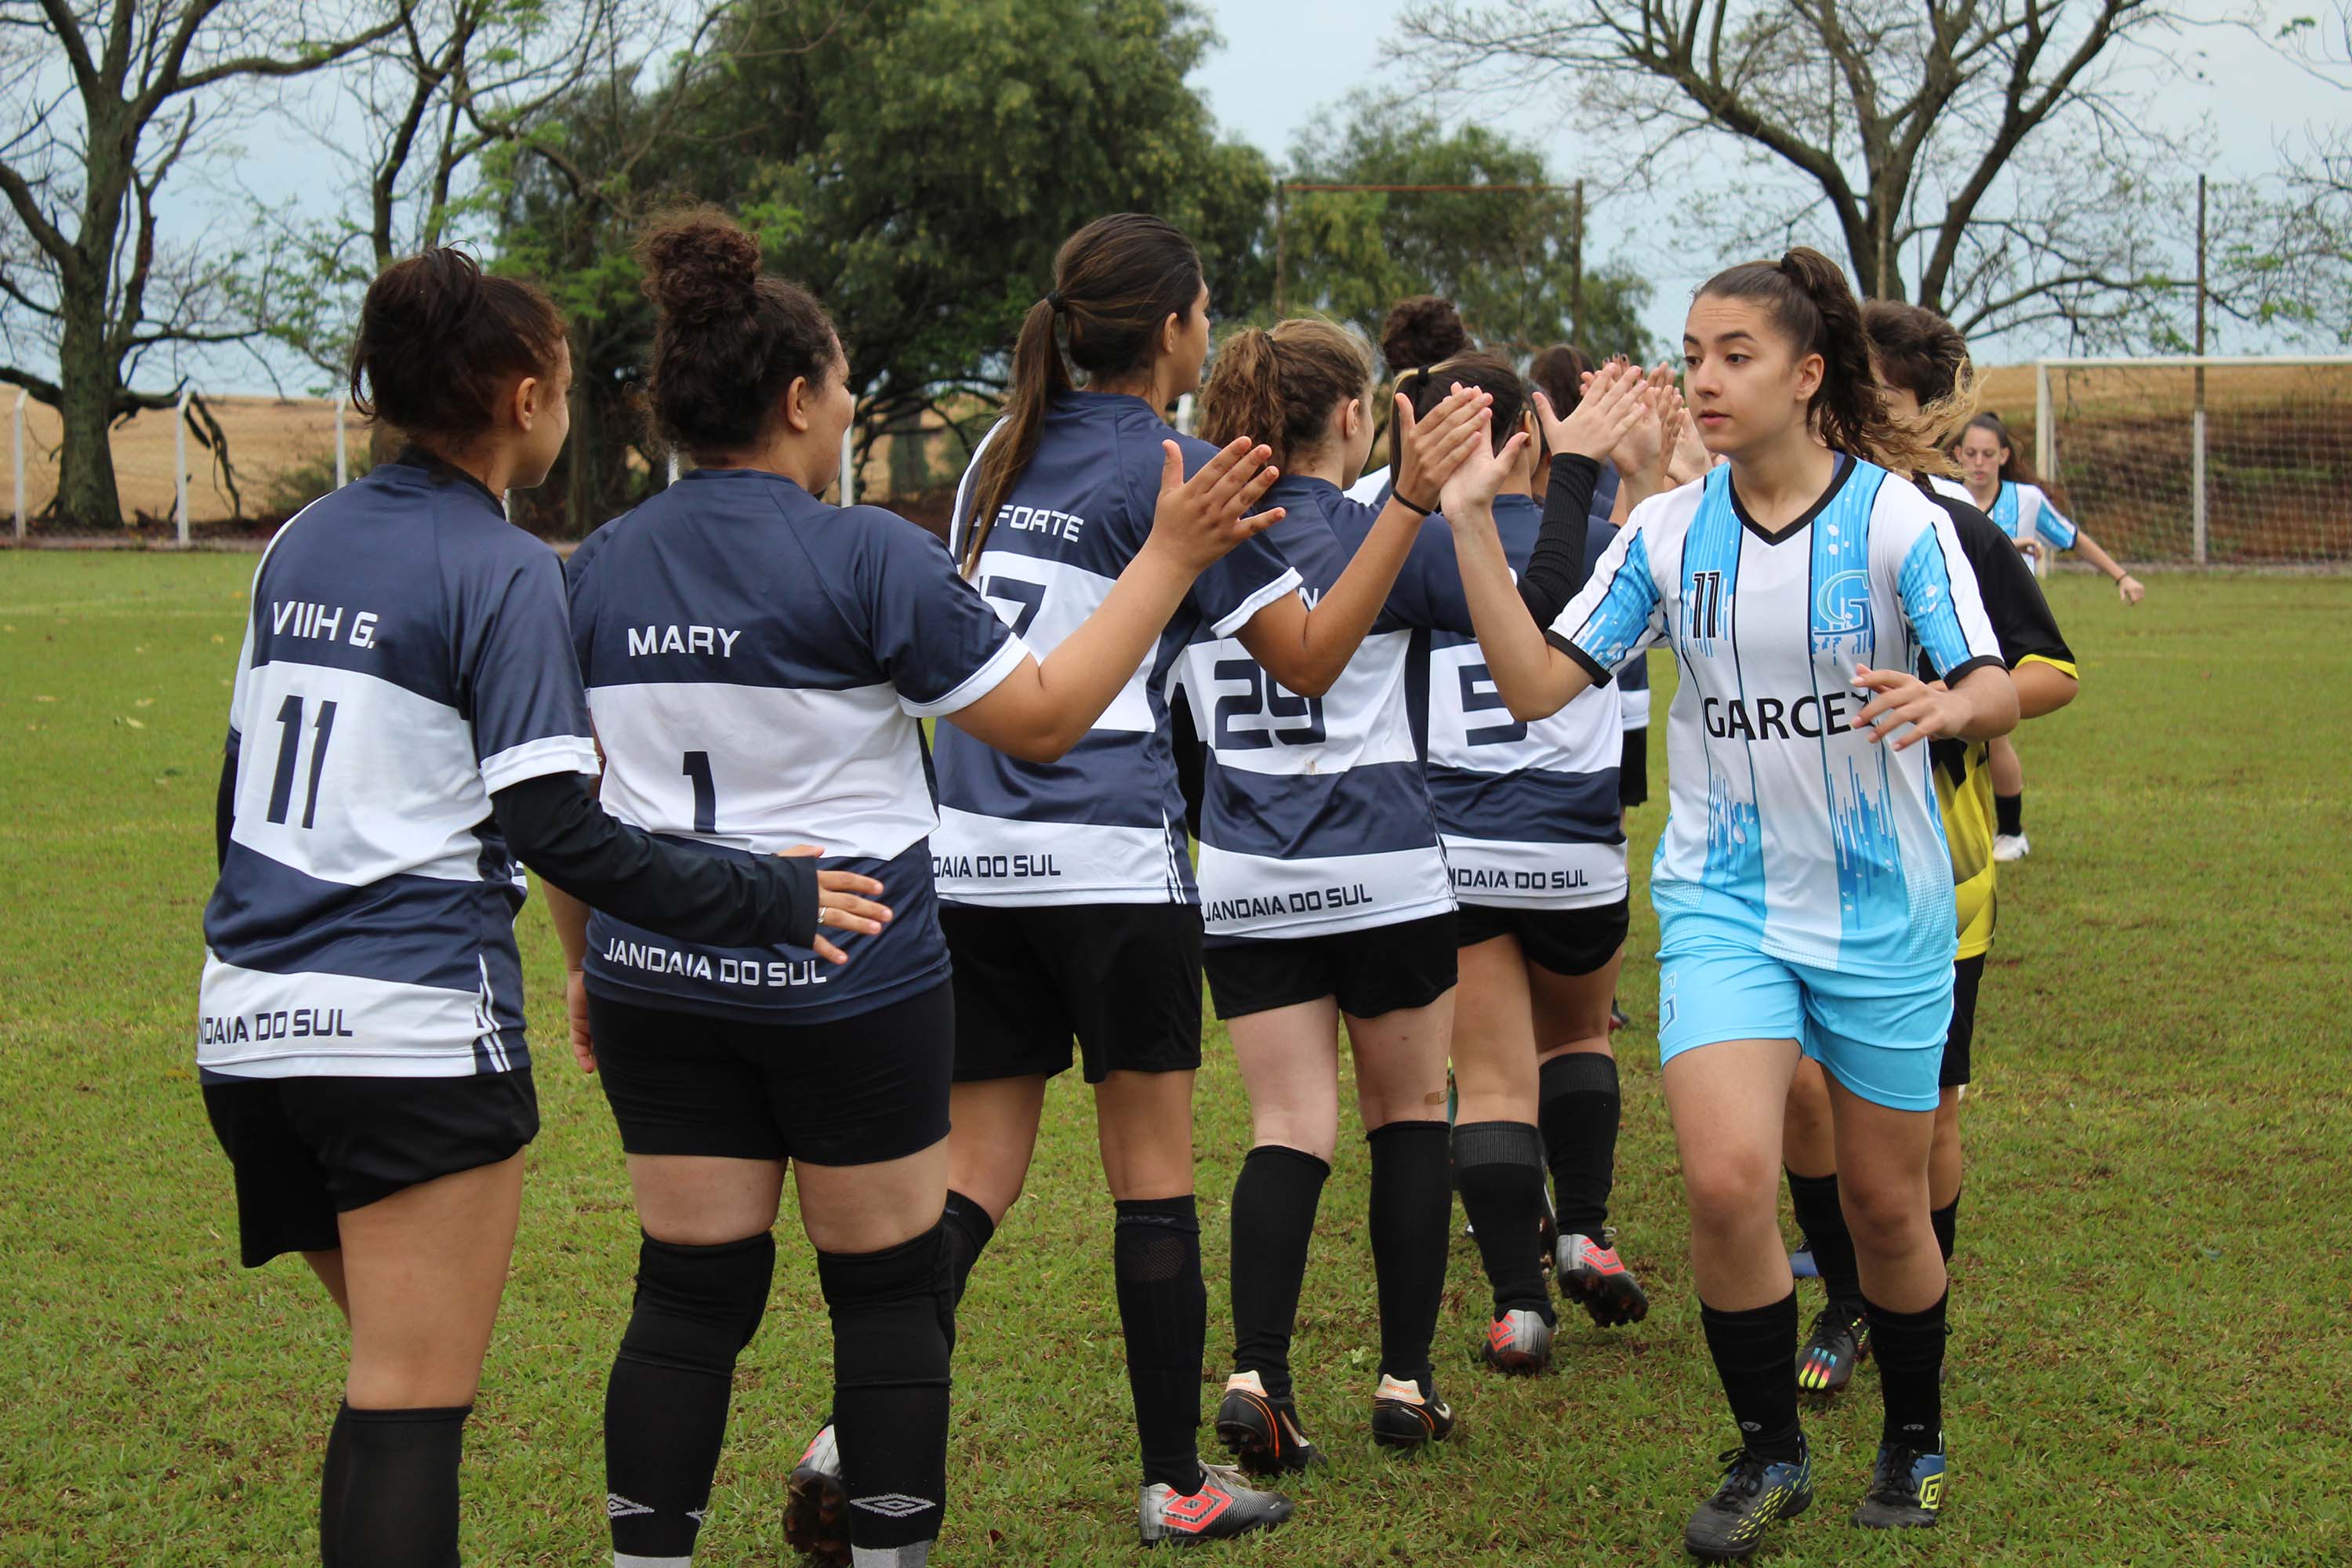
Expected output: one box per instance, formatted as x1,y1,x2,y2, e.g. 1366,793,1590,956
1991,833,2030,863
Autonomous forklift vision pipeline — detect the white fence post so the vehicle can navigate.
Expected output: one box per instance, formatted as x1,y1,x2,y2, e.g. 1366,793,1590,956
840,425,855,506
12,387,24,542
335,394,349,488
175,387,192,546
2032,362,2053,579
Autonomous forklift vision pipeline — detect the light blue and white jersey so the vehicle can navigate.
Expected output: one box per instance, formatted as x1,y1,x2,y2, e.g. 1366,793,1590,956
1177,476,1453,941
568,469,1028,1021
1550,459,2004,975
934,392,1301,907
1418,492,1628,910
198,455,601,1079
1930,475,2076,553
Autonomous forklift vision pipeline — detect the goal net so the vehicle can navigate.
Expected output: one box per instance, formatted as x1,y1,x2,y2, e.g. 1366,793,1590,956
2019,357,2352,568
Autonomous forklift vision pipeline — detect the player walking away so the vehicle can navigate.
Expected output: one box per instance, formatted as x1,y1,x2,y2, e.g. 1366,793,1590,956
554,209,1287,1568
198,249,846,1568
1782,303,2079,1401
1940,410,2136,861
1439,248,2019,1557
1345,294,1477,505
911,214,1490,1548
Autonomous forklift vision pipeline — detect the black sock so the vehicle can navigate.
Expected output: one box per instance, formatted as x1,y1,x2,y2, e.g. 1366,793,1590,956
1786,1169,1864,1309
819,1223,953,1557
1113,1196,1207,1492
320,1402,352,1568
1931,1193,1959,1264
1453,1120,1553,1319
1994,791,2024,837
1867,1289,1949,1450
1228,1145,1329,1401
939,1189,996,1359
1367,1120,1451,1391
605,1232,775,1563
332,1403,469,1568
1699,1294,1802,1462
1537,1051,1619,1237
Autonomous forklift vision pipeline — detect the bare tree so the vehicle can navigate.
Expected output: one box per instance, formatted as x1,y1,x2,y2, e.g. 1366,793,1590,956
0,0,403,527
1396,0,2210,343
2210,4,2352,344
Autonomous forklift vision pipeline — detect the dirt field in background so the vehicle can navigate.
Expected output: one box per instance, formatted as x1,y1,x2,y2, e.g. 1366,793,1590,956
2,389,347,530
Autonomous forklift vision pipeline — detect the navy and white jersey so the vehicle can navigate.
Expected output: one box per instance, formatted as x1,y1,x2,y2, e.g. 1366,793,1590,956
1550,458,2005,976
568,468,1027,1021
198,455,601,1079
1345,464,1392,507
933,391,1301,907
1929,475,2076,554
1176,476,1453,941
1419,492,1628,911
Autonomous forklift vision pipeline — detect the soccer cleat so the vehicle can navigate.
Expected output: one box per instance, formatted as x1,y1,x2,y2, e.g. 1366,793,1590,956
1214,1370,1323,1475
1682,1440,1813,1560
1609,998,1630,1031
1796,1302,1869,1394
1137,1462,1294,1545
1853,1443,1946,1529
1789,1236,1820,1279
1557,1231,1650,1327
1991,832,2031,862
783,1421,850,1564
1482,1307,1555,1375
1370,1372,1456,1450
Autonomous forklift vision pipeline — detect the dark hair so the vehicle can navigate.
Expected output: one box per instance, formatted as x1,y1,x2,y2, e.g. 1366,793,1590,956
349,248,564,441
1528,343,1595,418
1860,300,1975,471
1957,411,2067,507
962,214,1204,574
636,206,839,459
1402,350,1527,456
1197,320,1372,469
1695,247,1943,474
1379,295,1472,376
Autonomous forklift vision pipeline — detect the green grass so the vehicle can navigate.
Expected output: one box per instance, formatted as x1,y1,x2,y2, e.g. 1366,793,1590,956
2,551,2347,1565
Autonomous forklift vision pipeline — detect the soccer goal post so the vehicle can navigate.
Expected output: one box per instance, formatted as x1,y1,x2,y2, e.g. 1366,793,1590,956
2029,356,2352,568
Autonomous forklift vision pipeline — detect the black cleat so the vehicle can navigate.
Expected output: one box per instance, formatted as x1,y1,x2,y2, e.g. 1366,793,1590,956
1214,1370,1323,1475
1683,1440,1813,1560
1853,1443,1946,1529
1797,1301,1869,1394
1370,1372,1456,1451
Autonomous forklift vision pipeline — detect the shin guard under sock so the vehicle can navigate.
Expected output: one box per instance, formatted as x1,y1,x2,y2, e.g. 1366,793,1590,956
1452,1120,1552,1319
1537,1051,1620,1238
1867,1289,1949,1451
818,1223,953,1560
1367,1120,1450,1391
1700,1294,1802,1462
938,1190,996,1359
332,1402,469,1568
1113,1196,1207,1492
605,1231,775,1564
1227,1145,1329,1401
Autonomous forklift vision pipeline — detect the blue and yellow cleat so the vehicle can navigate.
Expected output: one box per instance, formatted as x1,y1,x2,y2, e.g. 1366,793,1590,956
1683,1439,1813,1560
1853,1443,1946,1529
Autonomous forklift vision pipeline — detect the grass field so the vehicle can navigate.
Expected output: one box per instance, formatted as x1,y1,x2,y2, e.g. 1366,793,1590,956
1,552,2347,1566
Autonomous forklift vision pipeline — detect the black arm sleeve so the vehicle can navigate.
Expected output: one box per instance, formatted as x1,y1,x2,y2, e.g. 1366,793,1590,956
491,771,820,950
1515,454,1605,627
216,738,238,872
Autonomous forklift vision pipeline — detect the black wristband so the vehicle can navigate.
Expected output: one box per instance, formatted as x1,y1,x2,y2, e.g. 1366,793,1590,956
1390,491,1434,518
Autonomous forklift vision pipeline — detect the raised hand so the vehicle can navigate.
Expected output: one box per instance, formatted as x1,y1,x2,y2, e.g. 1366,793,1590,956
1534,360,1646,463
1439,424,1534,521
782,844,891,965
1145,437,1287,572
1392,383,1494,510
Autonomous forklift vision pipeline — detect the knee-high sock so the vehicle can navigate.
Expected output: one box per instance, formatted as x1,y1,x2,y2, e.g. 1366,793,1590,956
332,1403,469,1568
1786,1169,1864,1309
319,1401,353,1568
1227,1145,1330,1399
938,1190,995,1360
1537,1052,1620,1238
605,1232,775,1565
1113,1196,1208,1492
1867,1289,1949,1450
819,1223,953,1563
1930,1192,1959,1265
1453,1120,1552,1319
1699,1294,1802,1463
1367,1120,1451,1391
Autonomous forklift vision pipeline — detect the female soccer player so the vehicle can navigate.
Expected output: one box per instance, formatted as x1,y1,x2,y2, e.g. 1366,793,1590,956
1440,249,2017,1557
1782,303,2078,1399
1942,410,2136,859
553,210,1289,1568
924,214,1491,1546
198,248,855,1568
1345,294,1477,504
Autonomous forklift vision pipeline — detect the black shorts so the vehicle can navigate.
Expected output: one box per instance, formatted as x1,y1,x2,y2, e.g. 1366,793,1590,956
589,982,953,1165
1940,953,1985,1089
202,1069,539,1269
1455,898,1630,978
942,902,1202,1083
1619,728,1650,808
1204,912,1459,1021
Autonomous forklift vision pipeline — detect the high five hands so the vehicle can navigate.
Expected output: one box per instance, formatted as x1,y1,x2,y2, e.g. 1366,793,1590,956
1147,437,1289,571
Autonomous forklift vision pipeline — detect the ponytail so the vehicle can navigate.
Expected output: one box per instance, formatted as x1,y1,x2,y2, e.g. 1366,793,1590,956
350,247,564,443
1197,319,1371,470
961,214,1205,575
1697,247,1946,476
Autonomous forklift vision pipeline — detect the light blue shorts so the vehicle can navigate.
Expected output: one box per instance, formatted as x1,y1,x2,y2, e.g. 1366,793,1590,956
1655,922,1954,1112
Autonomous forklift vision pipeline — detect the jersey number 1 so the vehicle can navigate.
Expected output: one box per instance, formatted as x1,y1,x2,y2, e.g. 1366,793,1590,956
266,695,338,829
682,750,718,834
